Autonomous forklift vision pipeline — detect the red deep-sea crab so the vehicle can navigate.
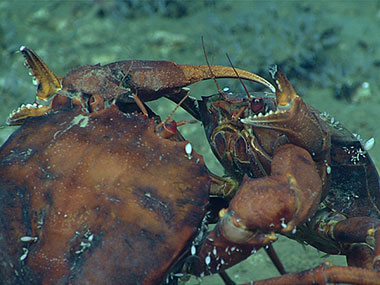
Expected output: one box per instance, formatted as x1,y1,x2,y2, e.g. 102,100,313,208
0,46,379,284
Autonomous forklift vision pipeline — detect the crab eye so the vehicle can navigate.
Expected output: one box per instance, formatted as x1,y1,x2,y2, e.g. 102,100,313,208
250,98,264,114
163,120,177,136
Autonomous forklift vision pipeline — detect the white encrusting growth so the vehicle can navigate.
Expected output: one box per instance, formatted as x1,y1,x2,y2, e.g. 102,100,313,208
191,245,196,255
19,248,29,261
20,236,38,242
280,217,287,229
75,231,95,255
185,143,192,159
205,254,211,265
363,137,375,151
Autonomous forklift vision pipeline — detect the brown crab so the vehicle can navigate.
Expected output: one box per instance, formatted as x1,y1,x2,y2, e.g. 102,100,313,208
0,46,274,284
1,47,380,284
195,65,380,284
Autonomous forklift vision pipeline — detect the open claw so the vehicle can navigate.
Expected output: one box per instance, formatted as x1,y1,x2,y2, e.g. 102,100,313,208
240,67,330,158
7,46,62,125
19,46,62,101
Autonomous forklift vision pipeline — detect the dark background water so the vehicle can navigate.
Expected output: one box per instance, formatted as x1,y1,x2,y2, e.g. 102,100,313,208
0,1,379,283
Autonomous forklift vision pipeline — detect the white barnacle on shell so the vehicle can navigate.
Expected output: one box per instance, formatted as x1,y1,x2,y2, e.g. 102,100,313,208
363,137,375,151
19,248,29,261
185,143,192,159
32,77,38,86
205,255,211,265
212,246,217,256
191,245,196,255
20,236,38,242
280,217,287,229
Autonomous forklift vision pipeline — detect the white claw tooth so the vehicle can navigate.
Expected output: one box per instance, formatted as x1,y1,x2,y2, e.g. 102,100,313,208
33,103,38,108
257,113,263,118
268,110,274,115
32,78,38,86
26,104,33,108
19,45,26,52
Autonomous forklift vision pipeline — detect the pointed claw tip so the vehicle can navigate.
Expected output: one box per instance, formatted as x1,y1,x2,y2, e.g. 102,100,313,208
269,66,298,107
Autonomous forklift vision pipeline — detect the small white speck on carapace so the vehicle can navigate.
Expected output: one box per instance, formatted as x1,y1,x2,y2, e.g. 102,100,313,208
185,143,192,159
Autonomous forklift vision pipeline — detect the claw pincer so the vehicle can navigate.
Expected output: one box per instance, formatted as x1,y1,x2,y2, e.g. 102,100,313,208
7,46,62,125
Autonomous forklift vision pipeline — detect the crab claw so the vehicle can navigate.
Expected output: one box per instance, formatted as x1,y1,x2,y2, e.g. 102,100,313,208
7,46,62,125
218,144,323,244
271,65,298,108
240,66,329,156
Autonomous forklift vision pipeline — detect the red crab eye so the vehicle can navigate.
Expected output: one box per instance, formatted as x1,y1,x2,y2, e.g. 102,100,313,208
155,119,178,139
250,98,264,114
163,120,177,135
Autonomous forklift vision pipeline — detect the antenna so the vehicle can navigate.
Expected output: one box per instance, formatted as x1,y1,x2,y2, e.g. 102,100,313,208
201,36,223,95
225,53,251,100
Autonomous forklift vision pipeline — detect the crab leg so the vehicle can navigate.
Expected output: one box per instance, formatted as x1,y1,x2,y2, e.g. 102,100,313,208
8,46,276,125
74,59,275,104
312,212,380,270
249,262,380,285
